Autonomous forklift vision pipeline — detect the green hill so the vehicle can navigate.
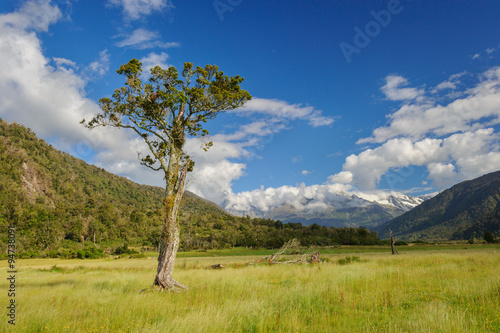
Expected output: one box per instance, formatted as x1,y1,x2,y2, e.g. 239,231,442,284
0,119,382,257
375,171,500,241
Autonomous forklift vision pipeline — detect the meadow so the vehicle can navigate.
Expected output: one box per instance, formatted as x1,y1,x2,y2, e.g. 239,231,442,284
1,245,499,332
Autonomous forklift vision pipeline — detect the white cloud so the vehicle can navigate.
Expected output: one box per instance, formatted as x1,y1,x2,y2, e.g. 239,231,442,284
381,75,424,101
328,171,353,184
427,163,457,188
0,0,132,169
301,170,311,176
432,72,466,93
223,181,420,218
85,49,110,79
53,57,77,70
339,137,443,190
140,52,172,72
237,98,335,127
360,67,500,144
472,53,480,60
0,0,62,33
107,0,173,20
346,128,499,190
115,28,179,49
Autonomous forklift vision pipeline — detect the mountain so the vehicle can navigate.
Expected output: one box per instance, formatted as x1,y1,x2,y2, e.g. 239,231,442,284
226,192,424,228
375,171,500,241
0,119,383,256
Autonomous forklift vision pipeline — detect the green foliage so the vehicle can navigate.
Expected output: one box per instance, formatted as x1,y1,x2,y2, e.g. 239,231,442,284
484,231,496,243
337,255,361,265
112,243,138,255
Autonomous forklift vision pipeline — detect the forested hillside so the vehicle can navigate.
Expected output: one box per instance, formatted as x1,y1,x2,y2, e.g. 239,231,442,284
0,119,382,257
376,171,500,241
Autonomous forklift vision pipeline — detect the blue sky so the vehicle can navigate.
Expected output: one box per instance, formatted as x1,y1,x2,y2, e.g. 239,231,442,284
1,0,500,214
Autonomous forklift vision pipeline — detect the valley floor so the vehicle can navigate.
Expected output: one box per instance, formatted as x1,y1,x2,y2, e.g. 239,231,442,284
1,245,499,332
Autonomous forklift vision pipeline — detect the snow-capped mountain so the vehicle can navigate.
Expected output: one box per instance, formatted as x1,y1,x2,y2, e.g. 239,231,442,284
225,190,428,229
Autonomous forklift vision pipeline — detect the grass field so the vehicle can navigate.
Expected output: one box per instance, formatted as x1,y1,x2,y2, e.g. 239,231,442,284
2,245,500,332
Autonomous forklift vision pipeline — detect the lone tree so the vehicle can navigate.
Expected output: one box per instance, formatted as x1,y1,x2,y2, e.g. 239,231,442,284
82,59,251,291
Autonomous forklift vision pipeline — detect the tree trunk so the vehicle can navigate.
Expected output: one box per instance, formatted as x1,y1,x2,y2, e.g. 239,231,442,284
153,152,190,291
390,229,399,255
153,205,187,290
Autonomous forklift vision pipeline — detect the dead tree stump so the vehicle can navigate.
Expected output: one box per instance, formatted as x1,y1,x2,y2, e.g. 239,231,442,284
309,252,320,263
390,229,399,255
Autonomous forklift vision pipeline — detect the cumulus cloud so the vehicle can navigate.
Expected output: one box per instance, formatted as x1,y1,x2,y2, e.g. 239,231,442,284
0,0,62,33
336,67,500,191
140,52,172,72
115,28,179,49
360,67,500,144
381,75,424,101
223,181,420,218
107,0,173,20
0,0,132,168
340,128,499,190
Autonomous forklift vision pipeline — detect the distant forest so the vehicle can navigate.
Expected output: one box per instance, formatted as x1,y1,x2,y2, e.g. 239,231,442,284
0,119,383,258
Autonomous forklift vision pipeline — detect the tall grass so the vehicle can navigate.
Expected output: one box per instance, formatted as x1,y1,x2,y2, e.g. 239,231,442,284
1,247,499,332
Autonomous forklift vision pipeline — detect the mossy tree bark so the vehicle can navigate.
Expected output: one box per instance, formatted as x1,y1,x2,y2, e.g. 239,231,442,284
153,140,190,290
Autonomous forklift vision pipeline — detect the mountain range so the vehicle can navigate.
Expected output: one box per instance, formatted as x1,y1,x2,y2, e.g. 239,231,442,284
226,191,426,229
375,170,500,241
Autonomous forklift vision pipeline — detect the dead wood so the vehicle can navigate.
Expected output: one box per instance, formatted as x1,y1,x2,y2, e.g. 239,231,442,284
390,229,399,255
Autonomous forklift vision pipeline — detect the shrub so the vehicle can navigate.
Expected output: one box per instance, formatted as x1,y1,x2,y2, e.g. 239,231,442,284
337,256,361,265
484,231,495,244
113,243,138,255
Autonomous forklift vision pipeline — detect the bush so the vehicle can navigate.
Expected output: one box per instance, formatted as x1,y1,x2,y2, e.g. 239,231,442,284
337,256,361,265
18,251,40,259
484,231,495,244
113,243,138,255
